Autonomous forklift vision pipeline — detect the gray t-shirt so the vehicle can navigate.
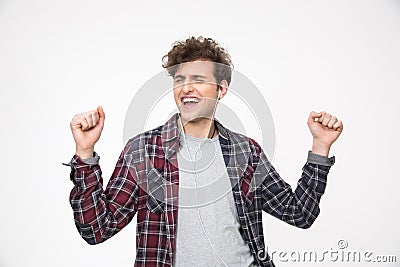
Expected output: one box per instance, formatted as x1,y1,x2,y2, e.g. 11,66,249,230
174,132,256,267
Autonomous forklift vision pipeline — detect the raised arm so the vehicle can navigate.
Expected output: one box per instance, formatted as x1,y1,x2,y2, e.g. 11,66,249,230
67,107,140,244
259,111,342,228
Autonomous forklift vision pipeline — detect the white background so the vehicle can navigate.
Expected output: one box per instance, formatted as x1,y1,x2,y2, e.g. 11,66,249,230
1,0,400,266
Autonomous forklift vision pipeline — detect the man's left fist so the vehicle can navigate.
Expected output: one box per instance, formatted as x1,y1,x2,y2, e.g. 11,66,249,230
308,111,343,156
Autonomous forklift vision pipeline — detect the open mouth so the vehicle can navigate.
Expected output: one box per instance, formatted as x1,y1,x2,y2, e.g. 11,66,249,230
181,97,201,106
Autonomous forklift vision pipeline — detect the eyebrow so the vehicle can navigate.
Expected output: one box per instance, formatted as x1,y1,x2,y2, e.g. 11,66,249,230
192,74,207,79
174,74,185,80
173,74,208,80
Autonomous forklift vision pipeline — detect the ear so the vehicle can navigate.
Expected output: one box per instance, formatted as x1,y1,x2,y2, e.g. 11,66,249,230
217,80,229,100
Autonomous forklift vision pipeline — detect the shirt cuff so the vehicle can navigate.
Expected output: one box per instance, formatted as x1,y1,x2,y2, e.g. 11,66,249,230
307,151,335,166
62,152,100,167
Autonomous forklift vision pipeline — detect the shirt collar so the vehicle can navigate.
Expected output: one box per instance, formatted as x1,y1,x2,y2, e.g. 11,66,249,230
160,113,230,159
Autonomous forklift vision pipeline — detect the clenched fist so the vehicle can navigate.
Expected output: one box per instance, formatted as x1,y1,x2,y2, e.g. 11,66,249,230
307,111,343,156
70,106,105,159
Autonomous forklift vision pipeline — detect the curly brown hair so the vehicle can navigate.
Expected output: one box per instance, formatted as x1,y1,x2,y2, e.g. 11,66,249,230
162,36,233,85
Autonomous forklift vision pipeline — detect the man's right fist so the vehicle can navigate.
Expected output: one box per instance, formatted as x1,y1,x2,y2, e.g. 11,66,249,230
70,106,105,159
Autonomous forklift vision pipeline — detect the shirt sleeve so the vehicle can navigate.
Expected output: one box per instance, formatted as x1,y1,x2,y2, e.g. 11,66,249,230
66,140,140,245
258,148,334,229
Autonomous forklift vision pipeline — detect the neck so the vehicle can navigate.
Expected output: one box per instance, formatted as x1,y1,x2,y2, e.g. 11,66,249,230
179,117,217,139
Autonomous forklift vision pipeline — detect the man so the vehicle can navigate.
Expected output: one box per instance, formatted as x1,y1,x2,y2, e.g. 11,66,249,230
66,36,343,266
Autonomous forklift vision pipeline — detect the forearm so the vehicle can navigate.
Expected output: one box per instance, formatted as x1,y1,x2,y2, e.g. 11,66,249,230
261,151,334,228
68,153,139,244
289,158,332,227
69,155,113,244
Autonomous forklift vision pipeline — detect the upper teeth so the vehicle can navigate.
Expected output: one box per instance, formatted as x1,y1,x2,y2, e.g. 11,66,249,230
183,97,200,103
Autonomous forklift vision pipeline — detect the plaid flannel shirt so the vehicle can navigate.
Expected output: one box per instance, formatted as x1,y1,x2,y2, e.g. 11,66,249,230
67,113,334,266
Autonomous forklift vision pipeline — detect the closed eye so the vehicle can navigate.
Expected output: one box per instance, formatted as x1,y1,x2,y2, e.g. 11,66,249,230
174,75,185,83
192,75,206,82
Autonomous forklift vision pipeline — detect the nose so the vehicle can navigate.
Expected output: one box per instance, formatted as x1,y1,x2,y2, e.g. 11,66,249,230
181,80,194,94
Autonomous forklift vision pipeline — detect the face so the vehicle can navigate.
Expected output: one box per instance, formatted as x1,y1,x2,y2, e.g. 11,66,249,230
173,60,223,124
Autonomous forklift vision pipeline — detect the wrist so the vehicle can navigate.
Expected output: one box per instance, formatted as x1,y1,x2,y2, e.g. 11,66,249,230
311,141,330,157
75,147,94,159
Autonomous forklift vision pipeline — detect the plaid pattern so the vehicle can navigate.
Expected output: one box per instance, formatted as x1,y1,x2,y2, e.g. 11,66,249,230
68,113,333,266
